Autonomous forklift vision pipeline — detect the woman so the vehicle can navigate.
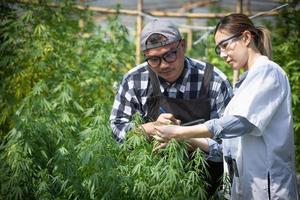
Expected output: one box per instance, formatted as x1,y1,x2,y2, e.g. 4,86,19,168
154,13,298,199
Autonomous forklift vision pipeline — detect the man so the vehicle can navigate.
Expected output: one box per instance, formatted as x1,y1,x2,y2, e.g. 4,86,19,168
110,19,233,196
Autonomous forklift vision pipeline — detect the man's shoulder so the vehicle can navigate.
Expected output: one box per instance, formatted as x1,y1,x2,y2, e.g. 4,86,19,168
211,65,229,81
187,57,227,80
186,57,206,71
123,62,149,81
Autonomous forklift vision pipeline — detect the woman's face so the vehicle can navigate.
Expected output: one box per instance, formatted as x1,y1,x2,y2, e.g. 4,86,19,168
214,30,249,70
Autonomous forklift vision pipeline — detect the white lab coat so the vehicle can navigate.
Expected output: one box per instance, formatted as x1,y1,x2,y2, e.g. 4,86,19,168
222,56,298,200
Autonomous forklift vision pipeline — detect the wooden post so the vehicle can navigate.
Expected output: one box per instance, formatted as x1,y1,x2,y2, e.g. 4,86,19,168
236,0,243,13
185,0,193,53
186,28,193,52
79,0,85,31
136,0,143,65
232,0,243,86
245,0,251,15
179,28,193,52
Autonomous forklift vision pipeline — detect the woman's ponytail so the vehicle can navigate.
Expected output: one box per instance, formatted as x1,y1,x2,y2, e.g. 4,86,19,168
256,26,272,59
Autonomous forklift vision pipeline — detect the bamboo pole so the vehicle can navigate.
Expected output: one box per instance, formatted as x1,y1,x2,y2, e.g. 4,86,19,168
179,0,218,12
245,0,251,15
72,5,280,18
79,0,85,30
146,11,230,18
236,0,243,13
136,0,143,65
18,1,281,19
183,0,193,53
179,28,193,52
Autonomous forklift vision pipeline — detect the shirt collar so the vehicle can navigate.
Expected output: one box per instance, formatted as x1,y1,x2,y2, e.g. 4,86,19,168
158,58,190,93
235,71,248,89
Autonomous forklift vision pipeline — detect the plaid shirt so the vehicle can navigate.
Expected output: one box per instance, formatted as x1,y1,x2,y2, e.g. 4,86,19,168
110,57,233,142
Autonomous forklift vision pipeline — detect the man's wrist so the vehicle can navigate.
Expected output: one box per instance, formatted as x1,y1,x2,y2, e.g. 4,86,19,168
140,122,155,136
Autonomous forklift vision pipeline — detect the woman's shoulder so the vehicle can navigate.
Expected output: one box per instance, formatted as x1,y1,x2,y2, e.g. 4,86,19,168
251,56,286,77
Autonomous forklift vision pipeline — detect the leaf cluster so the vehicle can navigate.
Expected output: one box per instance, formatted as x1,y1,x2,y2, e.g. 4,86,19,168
119,122,210,200
0,1,133,199
0,1,215,200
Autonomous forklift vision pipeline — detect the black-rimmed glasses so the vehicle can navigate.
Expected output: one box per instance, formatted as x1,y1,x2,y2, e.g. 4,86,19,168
215,33,242,56
145,40,181,68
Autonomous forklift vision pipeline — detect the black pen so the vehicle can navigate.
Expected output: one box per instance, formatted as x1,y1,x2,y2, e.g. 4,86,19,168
181,119,205,126
159,106,167,113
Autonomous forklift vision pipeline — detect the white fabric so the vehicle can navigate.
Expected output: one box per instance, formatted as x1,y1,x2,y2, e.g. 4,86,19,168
223,56,298,200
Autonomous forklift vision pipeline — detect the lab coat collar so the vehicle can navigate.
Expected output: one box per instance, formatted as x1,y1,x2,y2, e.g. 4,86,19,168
235,71,248,89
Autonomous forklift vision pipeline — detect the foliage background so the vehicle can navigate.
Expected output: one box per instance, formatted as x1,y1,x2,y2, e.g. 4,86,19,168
0,1,211,199
0,1,299,199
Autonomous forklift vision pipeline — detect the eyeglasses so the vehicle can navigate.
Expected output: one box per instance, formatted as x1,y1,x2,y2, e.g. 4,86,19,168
215,33,242,56
145,40,181,68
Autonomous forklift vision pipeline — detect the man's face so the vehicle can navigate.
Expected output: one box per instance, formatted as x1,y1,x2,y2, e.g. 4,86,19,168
144,40,186,83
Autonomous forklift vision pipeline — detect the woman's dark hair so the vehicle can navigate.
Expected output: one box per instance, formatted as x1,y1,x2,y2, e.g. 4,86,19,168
214,13,272,59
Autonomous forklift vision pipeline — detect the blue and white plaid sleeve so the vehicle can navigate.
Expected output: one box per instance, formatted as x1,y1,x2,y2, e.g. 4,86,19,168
205,66,233,161
209,68,233,119
206,138,223,162
109,77,138,143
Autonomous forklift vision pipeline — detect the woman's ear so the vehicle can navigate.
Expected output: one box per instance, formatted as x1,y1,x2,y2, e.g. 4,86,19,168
243,30,253,47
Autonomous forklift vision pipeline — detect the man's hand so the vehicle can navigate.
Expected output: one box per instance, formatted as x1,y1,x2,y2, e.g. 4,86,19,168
140,113,181,138
156,113,181,126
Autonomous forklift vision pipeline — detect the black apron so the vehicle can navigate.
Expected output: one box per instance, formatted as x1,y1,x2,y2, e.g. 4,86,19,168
145,63,223,196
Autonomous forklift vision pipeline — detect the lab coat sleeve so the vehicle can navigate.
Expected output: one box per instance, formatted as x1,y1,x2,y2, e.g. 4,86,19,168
205,115,256,139
229,64,287,136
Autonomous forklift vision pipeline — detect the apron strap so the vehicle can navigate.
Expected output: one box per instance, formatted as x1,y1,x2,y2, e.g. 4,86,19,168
147,62,214,98
200,62,214,98
147,66,161,97
145,66,161,121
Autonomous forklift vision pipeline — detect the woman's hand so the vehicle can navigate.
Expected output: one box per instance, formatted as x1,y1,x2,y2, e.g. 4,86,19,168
140,113,181,138
153,123,211,142
153,124,183,142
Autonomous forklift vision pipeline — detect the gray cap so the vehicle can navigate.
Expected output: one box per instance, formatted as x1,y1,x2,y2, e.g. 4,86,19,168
140,19,181,51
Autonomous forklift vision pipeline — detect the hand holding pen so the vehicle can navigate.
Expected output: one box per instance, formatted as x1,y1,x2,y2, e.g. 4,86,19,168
155,113,181,126
159,106,204,126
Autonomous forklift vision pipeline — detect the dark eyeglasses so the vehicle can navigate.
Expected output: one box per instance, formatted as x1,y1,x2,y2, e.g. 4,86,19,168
145,40,181,68
215,33,242,56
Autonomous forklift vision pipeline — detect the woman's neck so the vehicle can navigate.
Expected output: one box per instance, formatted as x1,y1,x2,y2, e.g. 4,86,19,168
247,50,262,70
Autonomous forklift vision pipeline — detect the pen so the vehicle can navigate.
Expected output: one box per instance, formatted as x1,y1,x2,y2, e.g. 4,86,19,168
158,107,205,125
181,119,205,126
159,106,167,113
